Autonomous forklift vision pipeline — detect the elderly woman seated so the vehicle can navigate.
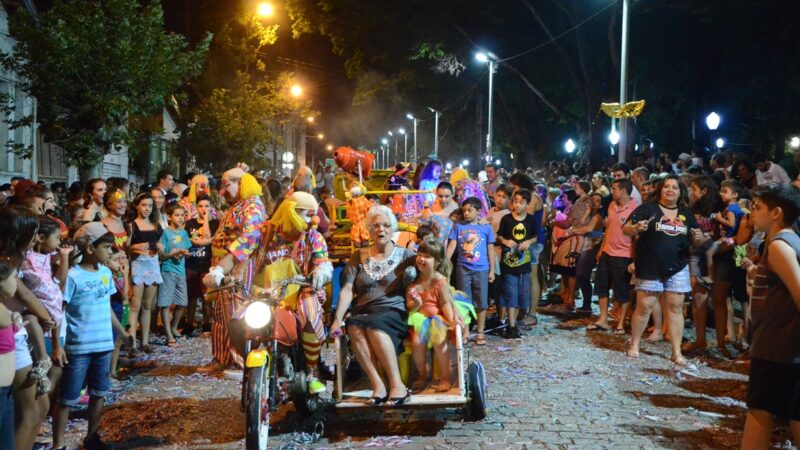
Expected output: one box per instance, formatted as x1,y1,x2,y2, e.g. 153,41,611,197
330,205,417,405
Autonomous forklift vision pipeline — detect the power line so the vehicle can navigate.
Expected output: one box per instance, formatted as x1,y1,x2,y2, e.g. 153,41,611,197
499,0,620,63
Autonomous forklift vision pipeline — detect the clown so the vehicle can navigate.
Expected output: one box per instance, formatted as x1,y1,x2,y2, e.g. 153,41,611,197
201,166,267,374
180,174,216,220
230,191,333,394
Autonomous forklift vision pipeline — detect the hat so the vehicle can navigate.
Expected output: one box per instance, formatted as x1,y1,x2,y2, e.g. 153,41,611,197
73,222,111,250
678,153,692,162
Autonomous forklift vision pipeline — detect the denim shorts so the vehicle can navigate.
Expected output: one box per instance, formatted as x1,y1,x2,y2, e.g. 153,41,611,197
60,351,112,407
500,272,531,309
157,271,188,308
635,265,692,294
455,265,489,309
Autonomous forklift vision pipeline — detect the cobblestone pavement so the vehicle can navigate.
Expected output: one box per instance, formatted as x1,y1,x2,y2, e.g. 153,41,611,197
57,311,793,450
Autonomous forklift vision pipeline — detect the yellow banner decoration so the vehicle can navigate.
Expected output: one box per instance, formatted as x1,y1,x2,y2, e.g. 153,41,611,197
600,100,646,118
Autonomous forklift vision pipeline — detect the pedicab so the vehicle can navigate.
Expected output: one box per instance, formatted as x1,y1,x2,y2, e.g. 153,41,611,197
330,311,488,420
327,148,489,420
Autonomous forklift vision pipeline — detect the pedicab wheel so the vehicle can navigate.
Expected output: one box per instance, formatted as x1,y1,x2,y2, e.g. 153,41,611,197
245,365,270,450
465,361,488,421
292,372,320,416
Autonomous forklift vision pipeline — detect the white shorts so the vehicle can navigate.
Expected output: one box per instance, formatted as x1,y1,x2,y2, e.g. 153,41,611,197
635,265,692,294
14,327,32,370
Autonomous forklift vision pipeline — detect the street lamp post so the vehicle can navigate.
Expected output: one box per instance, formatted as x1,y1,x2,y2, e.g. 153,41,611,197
618,0,630,163
476,52,498,162
380,138,389,168
388,130,398,164
428,107,441,159
406,113,418,162
398,128,407,162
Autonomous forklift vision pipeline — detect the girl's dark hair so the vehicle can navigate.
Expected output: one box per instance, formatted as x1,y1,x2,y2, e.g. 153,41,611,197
266,179,282,203
509,172,534,191
562,189,579,204
0,206,39,260
577,180,591,195
164,204,185,218
436,181,453,193
84,178,106,208
420,160,443,183
418,239,452,279
690,175,720,216
0,255,20,282
133,192,159,223
195,194,211,204
654,174,689,209
37,215,61,238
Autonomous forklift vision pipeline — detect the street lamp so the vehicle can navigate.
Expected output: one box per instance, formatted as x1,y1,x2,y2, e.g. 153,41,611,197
791,136,800,149
494,159,501,166
406,113,418,162
428,107,441,158
307,116,314,123
609,128,620,146
317,133,324,140
476,51,498,162
565,139,576,154
445,162,453,170
462,159,470,167
716,138,725,149
706,112,721,131
290,84,303,97
257,2,274,17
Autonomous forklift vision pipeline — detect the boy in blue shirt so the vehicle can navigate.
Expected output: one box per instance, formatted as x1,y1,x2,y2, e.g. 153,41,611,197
702,180,746,284
446,197,495,345
53,222,131,450
158,205,192,346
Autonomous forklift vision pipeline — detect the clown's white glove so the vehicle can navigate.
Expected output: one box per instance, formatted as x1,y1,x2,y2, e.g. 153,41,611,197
311,262,333,290
203,266,225,288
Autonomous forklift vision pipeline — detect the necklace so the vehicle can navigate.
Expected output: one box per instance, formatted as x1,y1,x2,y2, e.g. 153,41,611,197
363,246,403,281
659,203,678,210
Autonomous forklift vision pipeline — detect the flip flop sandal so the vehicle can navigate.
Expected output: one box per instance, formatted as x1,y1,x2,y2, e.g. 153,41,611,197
587,324,610,331
475,334,487,346
614,328,626,335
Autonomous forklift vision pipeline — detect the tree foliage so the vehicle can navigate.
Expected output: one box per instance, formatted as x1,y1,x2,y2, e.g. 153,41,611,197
0,0,210,171
185,13,314,172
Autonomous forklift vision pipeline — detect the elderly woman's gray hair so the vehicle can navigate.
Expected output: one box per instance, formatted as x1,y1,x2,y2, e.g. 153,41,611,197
365,204,398,233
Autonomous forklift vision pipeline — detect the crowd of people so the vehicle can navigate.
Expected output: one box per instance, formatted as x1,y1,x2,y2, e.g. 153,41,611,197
0,143,797,449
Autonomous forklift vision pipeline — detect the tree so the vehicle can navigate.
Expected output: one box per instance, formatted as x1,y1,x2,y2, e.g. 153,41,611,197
0,0,210,178
185,12,314,172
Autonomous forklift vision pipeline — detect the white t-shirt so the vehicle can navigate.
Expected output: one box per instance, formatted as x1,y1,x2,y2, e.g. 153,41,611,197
756,163,791,185
631,186,643,205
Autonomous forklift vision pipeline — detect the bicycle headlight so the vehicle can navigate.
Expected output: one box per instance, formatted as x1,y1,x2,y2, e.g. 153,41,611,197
244,302,272,329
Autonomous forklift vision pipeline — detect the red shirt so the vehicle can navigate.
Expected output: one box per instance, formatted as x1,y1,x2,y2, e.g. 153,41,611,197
601,199,638,258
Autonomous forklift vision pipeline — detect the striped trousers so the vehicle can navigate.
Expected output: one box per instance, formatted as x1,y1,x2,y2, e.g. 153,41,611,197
211,289,246,369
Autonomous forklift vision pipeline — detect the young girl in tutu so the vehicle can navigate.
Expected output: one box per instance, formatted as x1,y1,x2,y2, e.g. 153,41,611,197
407,239,474,392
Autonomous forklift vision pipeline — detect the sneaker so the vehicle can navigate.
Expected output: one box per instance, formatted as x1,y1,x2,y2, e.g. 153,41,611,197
506,326,522,340
307,375,326,395
83,433,112,450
